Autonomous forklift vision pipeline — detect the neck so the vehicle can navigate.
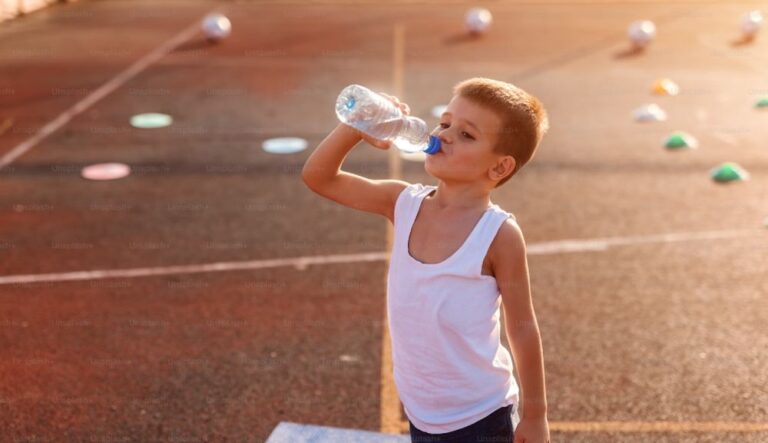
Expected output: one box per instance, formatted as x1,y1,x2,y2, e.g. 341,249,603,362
428,181,492,212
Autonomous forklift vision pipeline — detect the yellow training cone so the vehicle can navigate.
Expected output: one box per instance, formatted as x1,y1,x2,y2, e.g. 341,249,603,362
651,78,680,96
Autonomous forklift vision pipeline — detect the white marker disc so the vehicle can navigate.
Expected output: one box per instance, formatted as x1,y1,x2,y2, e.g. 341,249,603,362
262,137,308,154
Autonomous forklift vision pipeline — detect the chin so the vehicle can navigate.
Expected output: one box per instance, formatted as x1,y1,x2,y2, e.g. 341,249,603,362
424,163,454,182
424,160,440,178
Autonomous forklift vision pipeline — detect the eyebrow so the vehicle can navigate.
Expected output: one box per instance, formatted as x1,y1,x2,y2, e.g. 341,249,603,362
441,112,481,135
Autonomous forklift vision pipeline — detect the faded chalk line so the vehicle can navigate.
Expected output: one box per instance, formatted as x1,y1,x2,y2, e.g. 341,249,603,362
0,13,212,171
0,228,762,286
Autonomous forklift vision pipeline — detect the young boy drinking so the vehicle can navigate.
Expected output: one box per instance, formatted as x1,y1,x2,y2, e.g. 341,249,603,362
302,77,550,443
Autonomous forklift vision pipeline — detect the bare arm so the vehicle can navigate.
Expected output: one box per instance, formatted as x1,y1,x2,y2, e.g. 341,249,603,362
302,122,363,181
302,91,413,222
493,219,550,441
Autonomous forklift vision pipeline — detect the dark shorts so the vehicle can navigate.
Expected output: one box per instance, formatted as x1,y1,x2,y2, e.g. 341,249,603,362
408,404,515,443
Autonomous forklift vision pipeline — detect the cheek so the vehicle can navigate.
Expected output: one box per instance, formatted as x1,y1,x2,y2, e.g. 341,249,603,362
452,150,482,171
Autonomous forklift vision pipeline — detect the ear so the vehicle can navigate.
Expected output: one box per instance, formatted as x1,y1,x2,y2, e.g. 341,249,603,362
489,155,516,182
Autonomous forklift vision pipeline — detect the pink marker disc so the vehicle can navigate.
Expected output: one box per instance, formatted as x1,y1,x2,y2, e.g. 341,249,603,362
81,163,131,181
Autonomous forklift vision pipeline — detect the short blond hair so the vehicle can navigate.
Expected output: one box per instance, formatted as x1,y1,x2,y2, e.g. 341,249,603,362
452,77,549,187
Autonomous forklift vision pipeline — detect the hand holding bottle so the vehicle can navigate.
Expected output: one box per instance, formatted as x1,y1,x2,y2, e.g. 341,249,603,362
355,92,411,150
335,84,440,154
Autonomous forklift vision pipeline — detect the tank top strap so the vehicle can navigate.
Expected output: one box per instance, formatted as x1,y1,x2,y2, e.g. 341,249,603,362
456,205,517,279
394,183,434,226
393,183,436,248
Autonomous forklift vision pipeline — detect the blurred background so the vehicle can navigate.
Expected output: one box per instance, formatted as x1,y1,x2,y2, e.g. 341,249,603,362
1,0,767,442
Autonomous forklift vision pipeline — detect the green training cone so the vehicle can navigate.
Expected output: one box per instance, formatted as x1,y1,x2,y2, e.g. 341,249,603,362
756,97,768,108
710,162,750,183
664,131,698,150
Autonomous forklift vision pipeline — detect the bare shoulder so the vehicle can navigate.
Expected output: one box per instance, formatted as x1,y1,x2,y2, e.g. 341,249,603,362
489,217,533,306
489,217,527,273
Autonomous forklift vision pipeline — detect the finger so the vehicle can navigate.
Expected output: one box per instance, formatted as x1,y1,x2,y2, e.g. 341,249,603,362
401,103,410,115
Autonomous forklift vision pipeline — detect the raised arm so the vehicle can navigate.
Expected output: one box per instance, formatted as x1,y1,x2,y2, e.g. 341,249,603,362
301,116,409,223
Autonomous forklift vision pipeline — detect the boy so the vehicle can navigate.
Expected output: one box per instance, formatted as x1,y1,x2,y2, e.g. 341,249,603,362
301,77,550,443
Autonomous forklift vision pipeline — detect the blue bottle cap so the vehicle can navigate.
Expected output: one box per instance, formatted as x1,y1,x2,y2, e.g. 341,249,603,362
424,135,441,155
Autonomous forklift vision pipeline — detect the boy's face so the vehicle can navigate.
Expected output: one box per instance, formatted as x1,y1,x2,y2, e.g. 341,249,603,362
425,95,514,186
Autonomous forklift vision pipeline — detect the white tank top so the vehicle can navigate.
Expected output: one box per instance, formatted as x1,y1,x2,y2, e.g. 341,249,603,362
386,183,520,434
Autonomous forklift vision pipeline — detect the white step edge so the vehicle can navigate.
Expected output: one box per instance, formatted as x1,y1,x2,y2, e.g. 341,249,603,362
266,422,411,443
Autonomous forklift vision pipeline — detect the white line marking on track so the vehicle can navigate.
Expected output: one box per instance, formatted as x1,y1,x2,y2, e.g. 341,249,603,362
0,252,389,285
0,13,209,171
526,228,759,254
0,229,762,286
551,421,768,432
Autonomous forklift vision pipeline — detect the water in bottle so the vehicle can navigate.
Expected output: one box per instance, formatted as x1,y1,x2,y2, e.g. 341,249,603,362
335,84,441,155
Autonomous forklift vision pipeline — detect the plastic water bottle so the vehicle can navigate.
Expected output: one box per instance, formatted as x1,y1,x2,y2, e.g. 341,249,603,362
335,84,441,154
